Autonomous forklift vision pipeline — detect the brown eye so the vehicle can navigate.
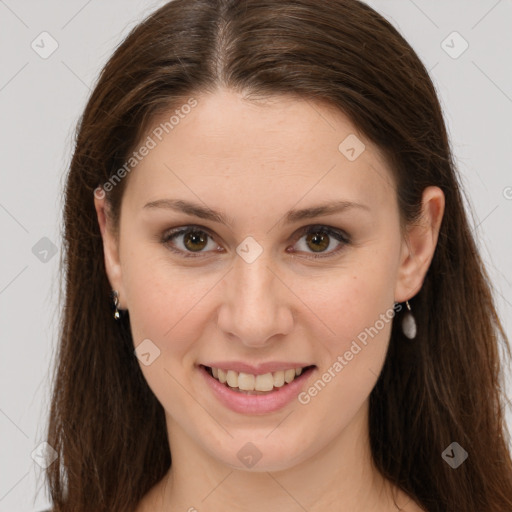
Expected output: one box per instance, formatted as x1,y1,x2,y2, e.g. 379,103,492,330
162,227,218,257
292,225,350,259
305,231,330,252
161,224,350,260
182,230,208,252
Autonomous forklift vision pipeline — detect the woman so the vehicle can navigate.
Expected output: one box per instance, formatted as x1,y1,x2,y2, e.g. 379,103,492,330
44,0,512,510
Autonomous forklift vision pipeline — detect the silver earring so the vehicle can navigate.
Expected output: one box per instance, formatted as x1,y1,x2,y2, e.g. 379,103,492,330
401,300,417,339
112,290,120,320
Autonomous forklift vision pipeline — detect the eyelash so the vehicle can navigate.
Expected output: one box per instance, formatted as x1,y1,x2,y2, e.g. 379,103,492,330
161,224,351,260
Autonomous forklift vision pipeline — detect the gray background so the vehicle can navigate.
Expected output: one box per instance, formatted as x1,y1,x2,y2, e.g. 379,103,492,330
0,1,511,510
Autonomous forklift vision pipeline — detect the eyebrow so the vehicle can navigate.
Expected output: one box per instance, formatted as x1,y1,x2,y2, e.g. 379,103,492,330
143,198,370,226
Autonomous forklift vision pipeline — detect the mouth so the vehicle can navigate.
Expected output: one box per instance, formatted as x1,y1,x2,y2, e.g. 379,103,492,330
200,364,316,395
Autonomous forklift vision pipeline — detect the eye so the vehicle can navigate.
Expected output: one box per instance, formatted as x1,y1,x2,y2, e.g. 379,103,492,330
291,225,350,259
161,226,220,258
161,224,350,259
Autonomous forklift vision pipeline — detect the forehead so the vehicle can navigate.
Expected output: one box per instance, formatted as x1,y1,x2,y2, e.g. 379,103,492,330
122,89,395,216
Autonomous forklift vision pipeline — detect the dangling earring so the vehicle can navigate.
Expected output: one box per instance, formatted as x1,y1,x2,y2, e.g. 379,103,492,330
112,290,121,320
401,300,417,339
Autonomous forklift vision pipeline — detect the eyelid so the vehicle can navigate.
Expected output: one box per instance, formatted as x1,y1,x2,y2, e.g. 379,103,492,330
161,223,351,259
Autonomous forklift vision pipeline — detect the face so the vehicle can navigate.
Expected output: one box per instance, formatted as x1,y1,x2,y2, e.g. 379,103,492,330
95,89,442,472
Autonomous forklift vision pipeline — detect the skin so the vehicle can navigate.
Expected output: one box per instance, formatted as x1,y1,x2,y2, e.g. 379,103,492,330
94,88,444,511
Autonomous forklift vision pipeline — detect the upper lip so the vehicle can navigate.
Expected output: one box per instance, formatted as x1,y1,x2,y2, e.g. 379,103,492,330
200,361,315,375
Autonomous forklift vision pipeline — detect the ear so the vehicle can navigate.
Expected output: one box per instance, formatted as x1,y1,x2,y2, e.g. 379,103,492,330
394,186,445,302
93,188,126,308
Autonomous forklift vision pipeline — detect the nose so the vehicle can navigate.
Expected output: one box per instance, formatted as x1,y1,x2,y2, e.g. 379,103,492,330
216,250,294,348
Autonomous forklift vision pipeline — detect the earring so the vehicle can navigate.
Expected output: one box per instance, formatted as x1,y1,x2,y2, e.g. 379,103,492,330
112,290,121,320
401,300,417,339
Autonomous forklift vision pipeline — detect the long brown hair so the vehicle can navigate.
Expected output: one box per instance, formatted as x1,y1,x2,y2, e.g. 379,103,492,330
45,0,512,510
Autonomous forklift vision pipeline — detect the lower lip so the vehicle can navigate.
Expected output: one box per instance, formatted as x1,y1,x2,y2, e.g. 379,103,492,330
198,364,316,415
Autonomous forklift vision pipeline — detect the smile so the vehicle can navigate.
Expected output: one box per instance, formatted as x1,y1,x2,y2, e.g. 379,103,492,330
199,364,317,414
204,365,314,394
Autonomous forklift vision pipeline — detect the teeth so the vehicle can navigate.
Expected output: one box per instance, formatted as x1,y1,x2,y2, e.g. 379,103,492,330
255,373,274,391
226,370,238,388
284,369,296,383
238,372,255,390
207,366,308,391
273,370,285,387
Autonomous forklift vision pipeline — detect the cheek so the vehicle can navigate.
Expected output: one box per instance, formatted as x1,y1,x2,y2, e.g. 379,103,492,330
122,246,221,364
300,254,396,342
294,271,395,434
123,257,214,412
296,250,398,404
